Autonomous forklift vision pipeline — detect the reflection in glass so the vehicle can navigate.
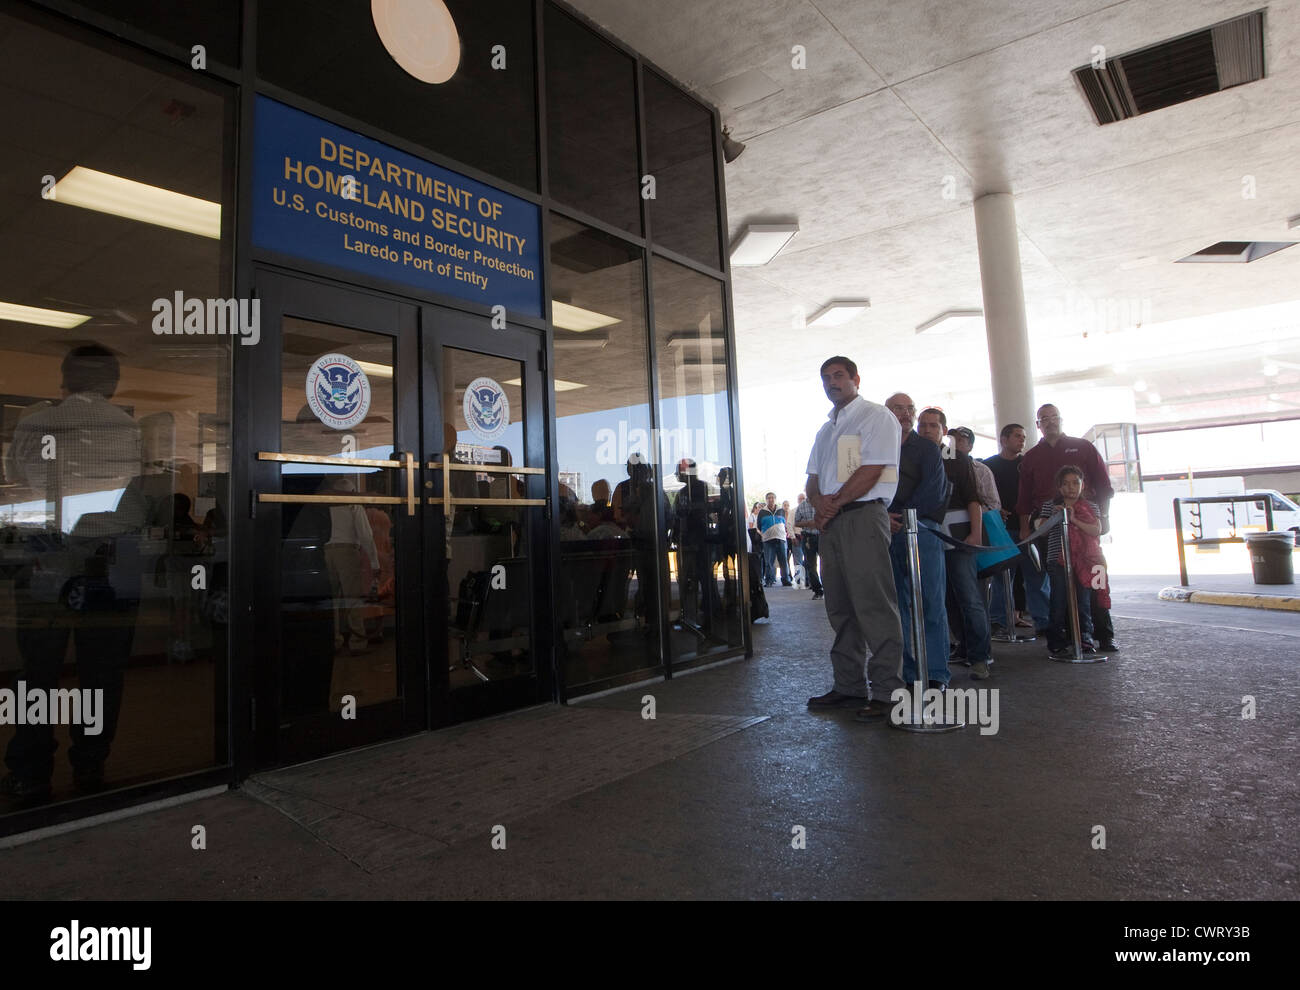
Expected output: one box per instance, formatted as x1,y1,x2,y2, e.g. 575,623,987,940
278,320,398,717
0,14,230,810
441,348,535,689
545,4,641,234
549,214,661,691
653,257,742,661
644,70,721,269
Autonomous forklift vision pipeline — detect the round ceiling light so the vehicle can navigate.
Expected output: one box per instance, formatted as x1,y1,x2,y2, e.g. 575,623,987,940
371,0,461,84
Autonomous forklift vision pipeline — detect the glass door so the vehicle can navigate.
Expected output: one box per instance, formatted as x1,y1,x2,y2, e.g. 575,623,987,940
250,272,424,766
422,305,551,724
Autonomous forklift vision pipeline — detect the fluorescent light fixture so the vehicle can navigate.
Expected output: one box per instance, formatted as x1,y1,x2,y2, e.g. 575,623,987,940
355,360,393,378
504,376,586,392
1132,379,1148,392
666,334,724,348
552,300,620,332
915,309,982,335
51,166,221,239
0,300,90,329
729,224,798,266
805,299,870,328
553,332,609,350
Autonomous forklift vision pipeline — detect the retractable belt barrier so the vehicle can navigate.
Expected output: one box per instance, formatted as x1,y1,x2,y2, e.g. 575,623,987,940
895,507,1106,711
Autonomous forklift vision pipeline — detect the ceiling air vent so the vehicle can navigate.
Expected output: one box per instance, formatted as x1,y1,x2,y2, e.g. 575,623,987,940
1176,241,1296,263
1074,10,1265,125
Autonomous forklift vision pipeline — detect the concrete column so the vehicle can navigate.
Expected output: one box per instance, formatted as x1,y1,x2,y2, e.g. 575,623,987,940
974,192,1037,442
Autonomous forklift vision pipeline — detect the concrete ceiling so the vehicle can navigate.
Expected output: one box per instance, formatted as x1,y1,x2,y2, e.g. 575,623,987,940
566,0,1300,436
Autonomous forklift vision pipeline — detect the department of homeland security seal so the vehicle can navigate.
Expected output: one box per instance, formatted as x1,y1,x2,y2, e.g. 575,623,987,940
463,376,509,441
306,353,371,430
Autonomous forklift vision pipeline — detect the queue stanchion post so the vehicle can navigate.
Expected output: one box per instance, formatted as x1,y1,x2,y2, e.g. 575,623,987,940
894,508,964,733
1048,504,1107,664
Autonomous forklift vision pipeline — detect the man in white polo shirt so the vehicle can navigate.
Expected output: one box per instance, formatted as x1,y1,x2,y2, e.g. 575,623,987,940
805,356,906,721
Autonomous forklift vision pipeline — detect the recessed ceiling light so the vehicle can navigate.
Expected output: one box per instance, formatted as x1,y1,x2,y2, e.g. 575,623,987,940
1132,379,1148,392
0,300,91,329
51,166,221,238
1147,392,1162,404
808,299,870,328
916,309,982,335
1268,392,1281,401
729,224,798,266
552,300,620,332
1176,241,1297,263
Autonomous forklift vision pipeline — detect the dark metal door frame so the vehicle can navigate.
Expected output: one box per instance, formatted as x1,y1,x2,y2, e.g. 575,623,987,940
420,304,554,727
249,269,424,768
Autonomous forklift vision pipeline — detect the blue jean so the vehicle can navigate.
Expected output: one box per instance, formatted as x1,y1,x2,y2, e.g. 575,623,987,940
946,544,992,663
1048,562,1092,651
889,524,950,686
989,550,1050,630
763,539,789,585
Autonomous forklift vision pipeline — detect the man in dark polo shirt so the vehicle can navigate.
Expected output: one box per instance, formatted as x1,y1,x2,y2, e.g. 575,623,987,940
884,393,951,692
918,407,993,681
984,422,1049,636
1015,403,1117,650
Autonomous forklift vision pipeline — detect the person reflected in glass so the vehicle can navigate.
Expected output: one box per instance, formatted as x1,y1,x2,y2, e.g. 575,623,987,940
612,454,658,639
673,458,717,640
324,474,379,656
2,345,145,802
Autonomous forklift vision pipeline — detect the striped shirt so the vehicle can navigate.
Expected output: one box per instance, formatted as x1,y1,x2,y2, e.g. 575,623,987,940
1037,497,1099,566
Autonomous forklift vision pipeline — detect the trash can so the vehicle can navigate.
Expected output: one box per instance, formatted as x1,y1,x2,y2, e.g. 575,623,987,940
1246,531,1295,585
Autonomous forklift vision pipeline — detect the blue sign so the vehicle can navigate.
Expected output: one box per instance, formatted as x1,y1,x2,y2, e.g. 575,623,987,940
252,97,542,317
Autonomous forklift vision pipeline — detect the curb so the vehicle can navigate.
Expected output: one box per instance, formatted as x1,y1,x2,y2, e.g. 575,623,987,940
1158,586,1300,612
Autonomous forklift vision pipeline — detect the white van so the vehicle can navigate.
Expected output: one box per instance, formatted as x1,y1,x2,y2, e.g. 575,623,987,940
1242,489,1300,544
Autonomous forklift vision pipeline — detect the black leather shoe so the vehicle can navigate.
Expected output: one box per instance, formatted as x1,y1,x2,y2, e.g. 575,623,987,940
807,690,866,709
811,591,823,600
1098,640,1118,652
854,699,895,722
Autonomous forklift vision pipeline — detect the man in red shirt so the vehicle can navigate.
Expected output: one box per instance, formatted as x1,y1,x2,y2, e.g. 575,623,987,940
1015,403,1118,651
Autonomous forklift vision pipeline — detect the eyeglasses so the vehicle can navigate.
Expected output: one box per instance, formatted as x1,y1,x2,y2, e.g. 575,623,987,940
887,403,916,413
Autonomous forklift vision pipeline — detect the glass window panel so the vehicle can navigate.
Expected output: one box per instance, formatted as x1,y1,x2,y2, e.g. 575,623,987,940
68,0,241,67
644,70,721,269
549,214,661,691
278,321,398,715
544,5,641,234
259,0,537,191
442,348,535,688
0,13,231,808
652,257,741,661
